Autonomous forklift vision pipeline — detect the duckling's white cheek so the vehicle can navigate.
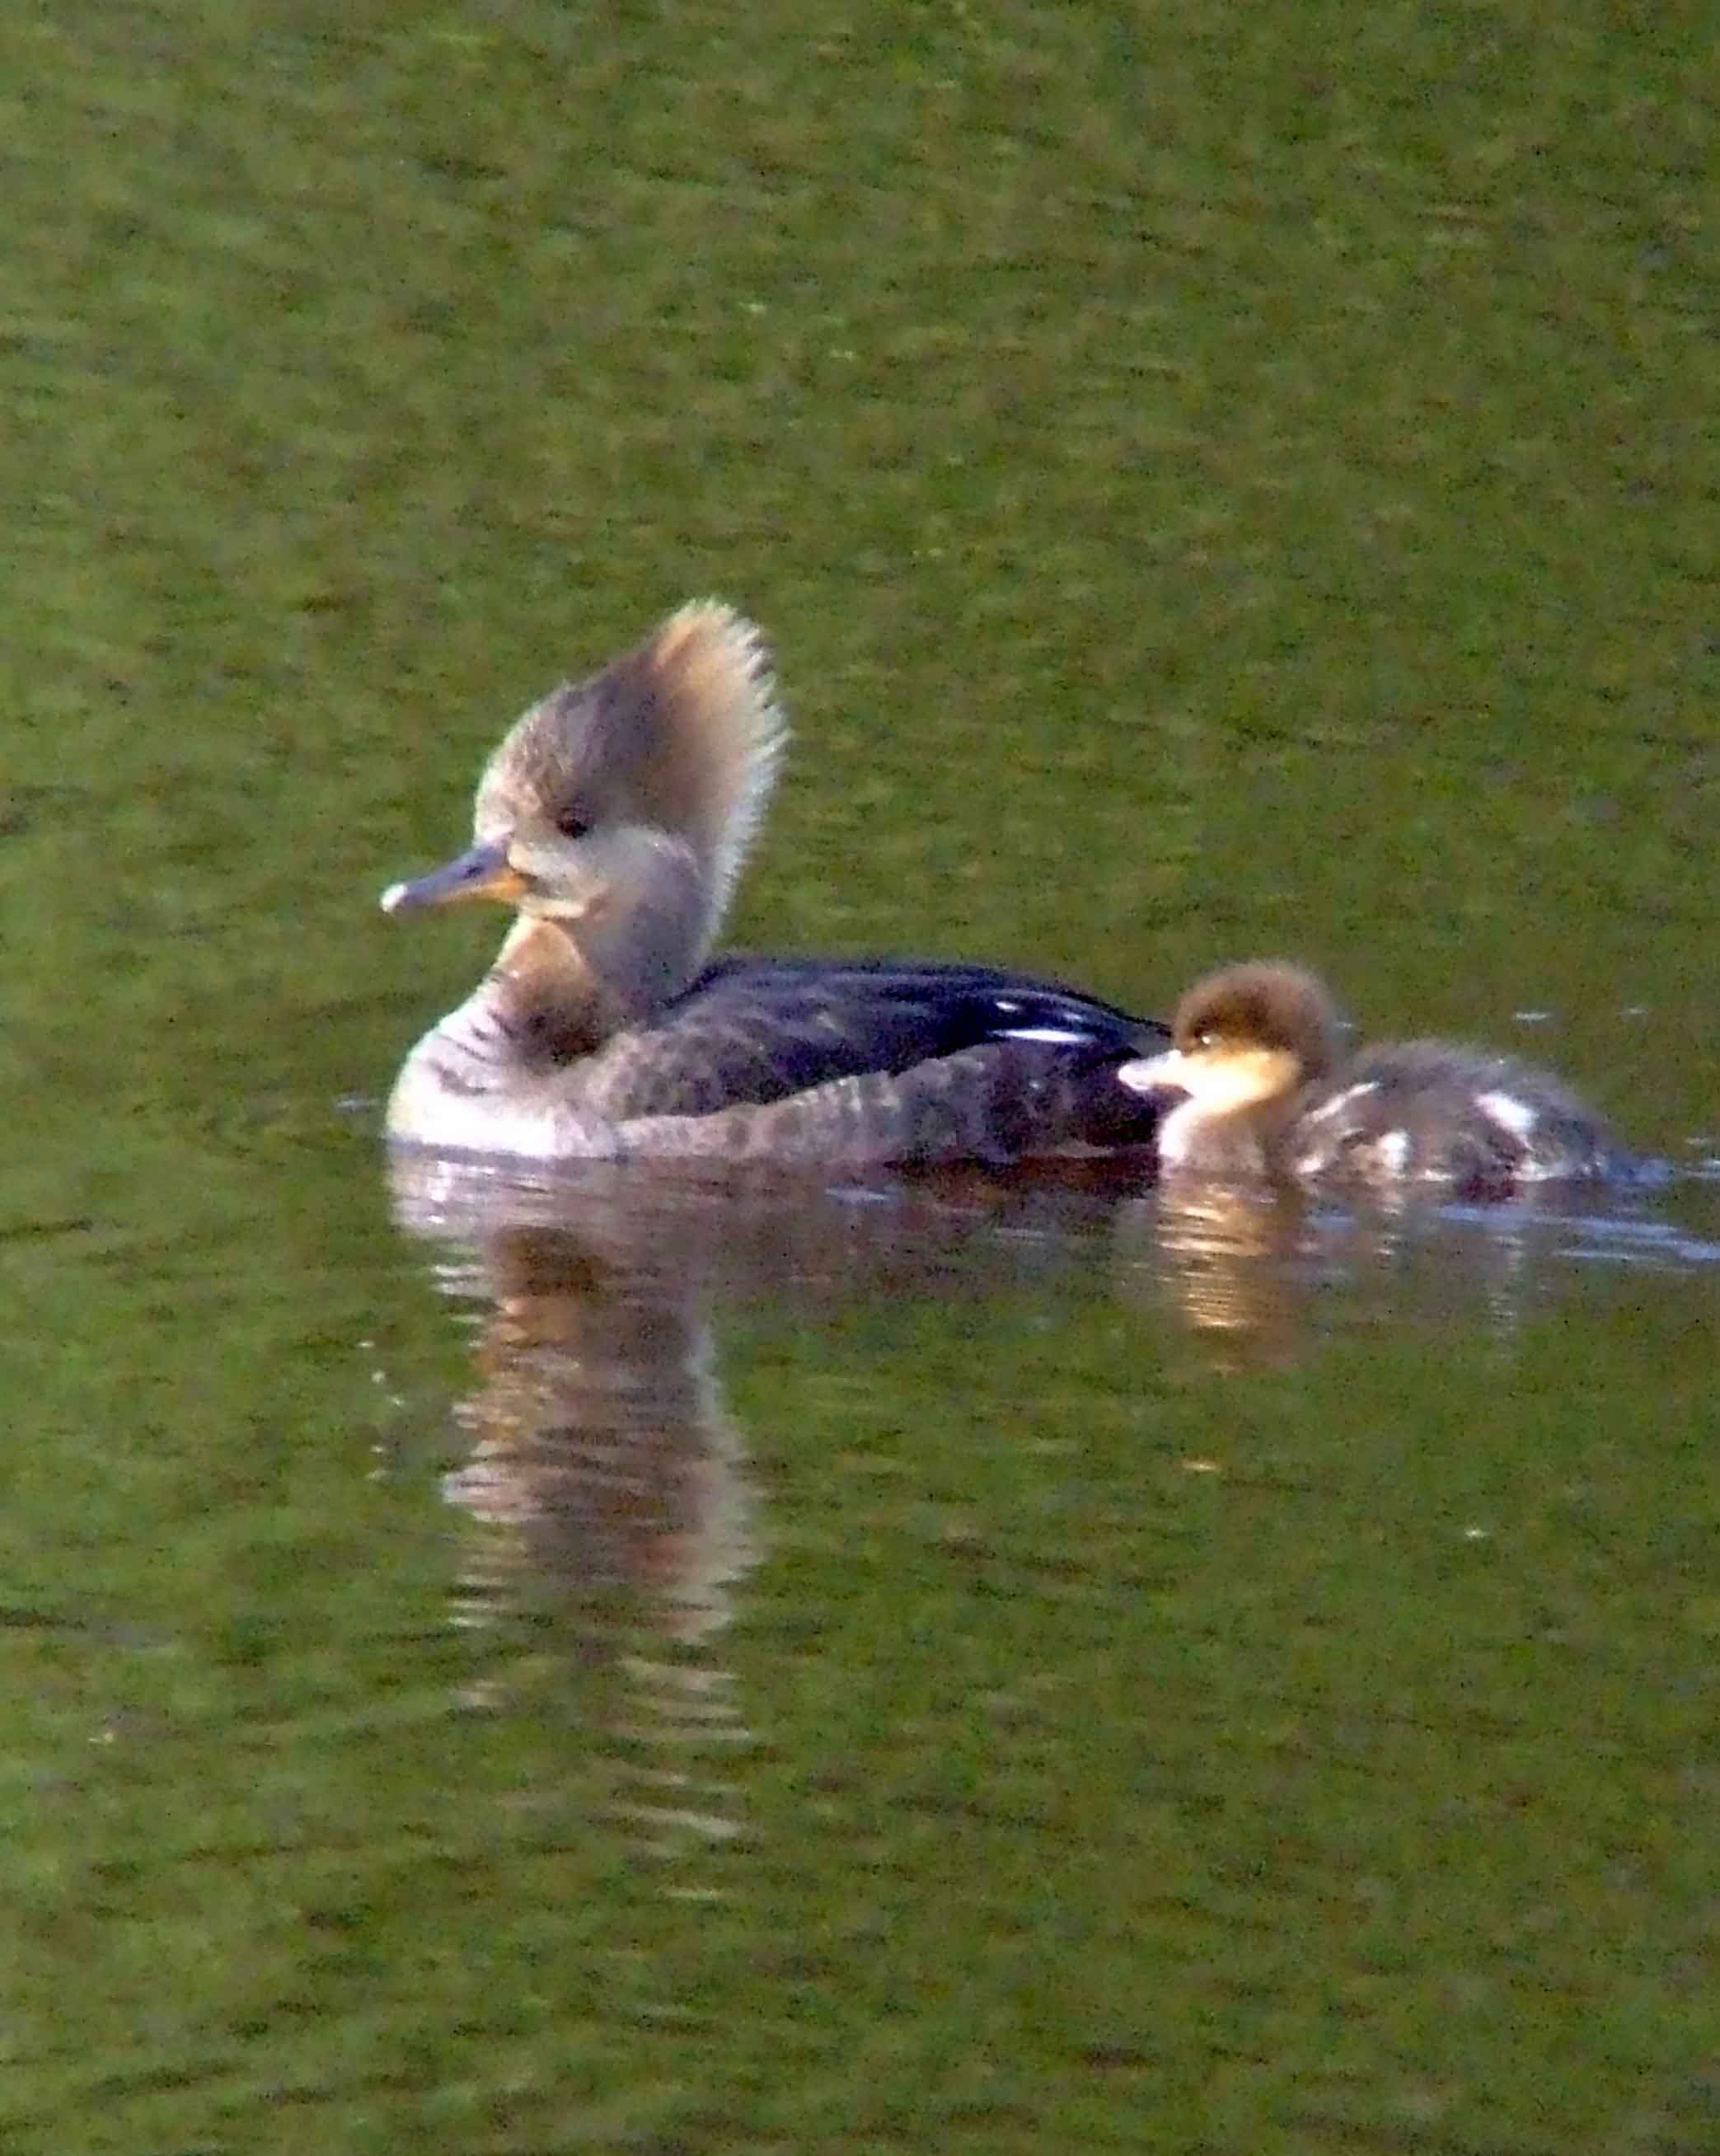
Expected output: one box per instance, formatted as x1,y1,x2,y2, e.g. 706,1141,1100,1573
1186,1048,1295,1116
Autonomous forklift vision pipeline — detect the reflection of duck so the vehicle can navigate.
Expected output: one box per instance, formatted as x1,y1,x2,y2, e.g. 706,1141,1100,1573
1121,961,1630,1193
441,1221,754,1647
382,602,1168,1164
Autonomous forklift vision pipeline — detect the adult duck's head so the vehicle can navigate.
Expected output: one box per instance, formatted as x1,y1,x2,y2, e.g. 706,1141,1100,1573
382,601,786,1024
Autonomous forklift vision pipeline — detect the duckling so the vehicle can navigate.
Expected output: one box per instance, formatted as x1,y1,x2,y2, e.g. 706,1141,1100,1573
1118,960,1629,1191
380,601,1169,1165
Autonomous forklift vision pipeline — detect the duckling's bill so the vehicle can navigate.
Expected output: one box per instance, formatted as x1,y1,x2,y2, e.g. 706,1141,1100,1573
1118,1047,1188,1096
381,839,527,916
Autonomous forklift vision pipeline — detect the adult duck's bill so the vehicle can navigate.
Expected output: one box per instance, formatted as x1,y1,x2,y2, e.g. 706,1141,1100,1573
381,840,527,915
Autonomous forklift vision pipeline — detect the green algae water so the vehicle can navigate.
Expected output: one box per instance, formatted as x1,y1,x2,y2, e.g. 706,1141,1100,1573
2,3,1716,2149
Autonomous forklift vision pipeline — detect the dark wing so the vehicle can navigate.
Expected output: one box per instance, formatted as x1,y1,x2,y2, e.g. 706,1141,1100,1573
579,955,1168,1132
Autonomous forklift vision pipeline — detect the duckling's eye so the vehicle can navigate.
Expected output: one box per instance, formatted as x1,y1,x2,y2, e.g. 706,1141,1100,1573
554,808,591,841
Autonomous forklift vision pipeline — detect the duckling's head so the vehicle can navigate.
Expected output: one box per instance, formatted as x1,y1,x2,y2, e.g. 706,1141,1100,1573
382,601,785,1013
1120,962,1343,1120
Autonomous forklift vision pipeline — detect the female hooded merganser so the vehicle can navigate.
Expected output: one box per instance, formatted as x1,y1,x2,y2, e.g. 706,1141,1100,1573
381,601,1169,1165
1118,961,1629,1191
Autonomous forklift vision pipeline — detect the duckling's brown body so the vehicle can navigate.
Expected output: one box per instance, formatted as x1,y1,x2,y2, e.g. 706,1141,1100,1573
1121,961,1629,1193
382,604,1169,1165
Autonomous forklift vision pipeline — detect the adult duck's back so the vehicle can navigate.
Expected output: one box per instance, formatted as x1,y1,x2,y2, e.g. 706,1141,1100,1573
582,955,1169,1164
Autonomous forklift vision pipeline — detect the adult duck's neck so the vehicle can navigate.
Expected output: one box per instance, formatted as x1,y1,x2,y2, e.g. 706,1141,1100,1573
441,883,710,1083
476,916,634,1067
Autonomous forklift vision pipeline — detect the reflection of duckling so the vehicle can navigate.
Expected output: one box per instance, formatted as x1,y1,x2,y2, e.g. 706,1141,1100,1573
382,602,1169,1164
1121,961,1630,1192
